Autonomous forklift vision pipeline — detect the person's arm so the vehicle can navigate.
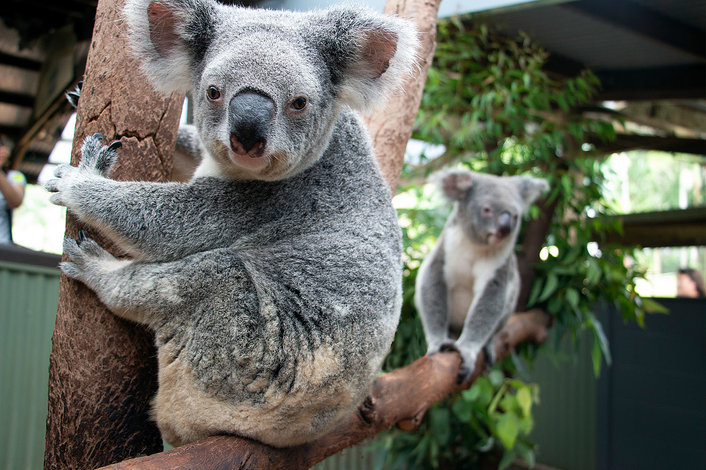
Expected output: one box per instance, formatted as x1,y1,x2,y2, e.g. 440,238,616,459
0,145,24,209
0,171,24,209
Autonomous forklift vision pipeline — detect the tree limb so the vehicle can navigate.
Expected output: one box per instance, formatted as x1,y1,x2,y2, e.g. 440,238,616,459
98,309,551,470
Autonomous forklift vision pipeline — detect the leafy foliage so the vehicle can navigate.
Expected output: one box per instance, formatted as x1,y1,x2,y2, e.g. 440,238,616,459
381,17,655,469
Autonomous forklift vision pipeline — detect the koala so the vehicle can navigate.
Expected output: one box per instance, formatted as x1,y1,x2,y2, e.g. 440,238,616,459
44,0,417,448
415,170,548,382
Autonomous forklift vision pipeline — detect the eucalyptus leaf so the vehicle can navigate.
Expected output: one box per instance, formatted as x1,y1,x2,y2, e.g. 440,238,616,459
517,387,532,418
496,413,520,449
537,273,559,303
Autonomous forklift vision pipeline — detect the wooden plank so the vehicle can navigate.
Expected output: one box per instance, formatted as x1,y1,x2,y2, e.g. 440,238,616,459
595,208,706,247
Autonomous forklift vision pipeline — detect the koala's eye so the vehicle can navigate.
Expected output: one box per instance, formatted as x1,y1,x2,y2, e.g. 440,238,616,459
206,86,222,102
482,206,493,216
290,96,308,111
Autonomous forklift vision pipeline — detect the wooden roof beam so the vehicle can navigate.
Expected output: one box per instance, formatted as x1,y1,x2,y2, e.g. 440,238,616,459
0,51,42,71
589,133,706,156
595,207,706,247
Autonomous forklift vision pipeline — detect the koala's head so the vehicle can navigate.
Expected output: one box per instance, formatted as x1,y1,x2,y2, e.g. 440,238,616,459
440,170,549,246
124,0,418,181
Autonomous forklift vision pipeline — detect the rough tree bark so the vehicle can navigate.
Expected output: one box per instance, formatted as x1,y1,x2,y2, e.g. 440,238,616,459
366,0,442,190
43,0,184,468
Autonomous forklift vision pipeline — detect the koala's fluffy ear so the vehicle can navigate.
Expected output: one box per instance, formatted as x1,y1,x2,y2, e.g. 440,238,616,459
439,170,474,201
311,7,419,111
123,0,217,93
514,176,550,206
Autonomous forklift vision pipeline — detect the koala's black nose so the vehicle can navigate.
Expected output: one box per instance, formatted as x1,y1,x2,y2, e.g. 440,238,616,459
497,211,514,237
228,91,275,155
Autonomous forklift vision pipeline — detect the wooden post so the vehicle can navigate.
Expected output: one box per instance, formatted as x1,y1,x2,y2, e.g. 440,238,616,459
43,0,184,468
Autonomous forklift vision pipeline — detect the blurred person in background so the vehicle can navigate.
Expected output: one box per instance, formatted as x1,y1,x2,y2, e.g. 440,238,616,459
0,136,26,244
677,268,705,298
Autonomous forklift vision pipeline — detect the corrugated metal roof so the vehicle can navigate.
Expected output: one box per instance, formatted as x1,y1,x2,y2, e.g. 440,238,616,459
494,4,702,69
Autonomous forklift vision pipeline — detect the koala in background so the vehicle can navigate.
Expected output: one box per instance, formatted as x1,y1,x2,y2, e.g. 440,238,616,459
415,170,549,382
44,0,417,448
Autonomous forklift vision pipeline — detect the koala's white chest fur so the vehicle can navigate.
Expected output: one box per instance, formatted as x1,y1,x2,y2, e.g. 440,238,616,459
442,224,512,330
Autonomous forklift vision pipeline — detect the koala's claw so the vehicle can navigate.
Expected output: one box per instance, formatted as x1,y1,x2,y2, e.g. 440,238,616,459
61,234,116,282
483,343,497,367
65,81,82,108
457,365,473,385
439,341,459,353
79,133,121,177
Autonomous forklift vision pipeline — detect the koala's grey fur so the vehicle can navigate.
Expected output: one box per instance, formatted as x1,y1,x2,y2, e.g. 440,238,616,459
45,0,417,448
415,170,548,382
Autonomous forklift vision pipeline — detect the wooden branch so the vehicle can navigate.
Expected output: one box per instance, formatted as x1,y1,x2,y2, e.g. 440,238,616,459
516,197,559,311
98,309,551,470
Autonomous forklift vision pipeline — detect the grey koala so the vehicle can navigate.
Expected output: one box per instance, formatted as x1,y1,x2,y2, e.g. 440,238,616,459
415,170,548,382
44,0,417,448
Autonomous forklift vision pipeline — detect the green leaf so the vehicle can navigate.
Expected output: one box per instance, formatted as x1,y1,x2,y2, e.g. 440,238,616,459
517,387,532,417
489,369,505,387
527,277,543,307
641,297,669,314
466,377,494,407
590,315,612,366
515,440,536,469
585,259,602,286
428,407,451,446
591,336,602,377
452,397,473,422
500,394,519,415
498,449,517,470
565,287,580,311
496,413,520,449
537,273,559,303
476,435,495,453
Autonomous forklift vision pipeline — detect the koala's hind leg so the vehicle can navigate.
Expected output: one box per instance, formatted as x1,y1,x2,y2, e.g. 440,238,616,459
61,234,188,326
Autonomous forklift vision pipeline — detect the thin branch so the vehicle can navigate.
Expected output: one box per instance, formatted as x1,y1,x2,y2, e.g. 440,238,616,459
98,309,551,470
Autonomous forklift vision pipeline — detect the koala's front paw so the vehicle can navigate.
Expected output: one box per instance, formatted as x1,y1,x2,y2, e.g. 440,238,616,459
60,232,117,285
437,341,478,385
65,80,82,109
455,344,481,385
44,133,121,207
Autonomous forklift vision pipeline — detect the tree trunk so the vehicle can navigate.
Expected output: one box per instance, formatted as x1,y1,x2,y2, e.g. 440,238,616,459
43,0,184,468
368,0,442,191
